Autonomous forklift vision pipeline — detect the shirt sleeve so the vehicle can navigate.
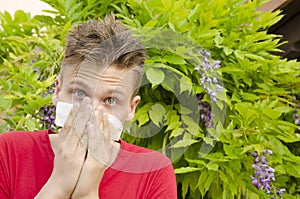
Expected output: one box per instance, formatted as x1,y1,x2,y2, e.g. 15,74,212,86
148,164,177,199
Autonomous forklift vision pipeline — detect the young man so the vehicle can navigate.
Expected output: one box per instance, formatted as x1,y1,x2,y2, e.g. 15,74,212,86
0,14,177,198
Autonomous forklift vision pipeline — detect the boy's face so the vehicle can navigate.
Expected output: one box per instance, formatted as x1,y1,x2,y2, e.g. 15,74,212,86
53,61,140,123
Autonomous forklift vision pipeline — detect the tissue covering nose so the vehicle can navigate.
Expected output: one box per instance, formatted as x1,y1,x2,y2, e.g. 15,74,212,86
55,101,123,140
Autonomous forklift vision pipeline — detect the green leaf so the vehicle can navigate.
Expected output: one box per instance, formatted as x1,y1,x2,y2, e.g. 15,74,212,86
171,139,199,148
144,20,158,28
182,115,199,135
223,47,233,55
203,172,214,194
0,96,12,110
162,0,172,9
284,162,300,177
145,67,165,85
25,119,36,132
241,92,260,101
181,174,189,198
163,54,186,65
234,50,244,60
137,113,149,126
185,158,206,165
165,121,181,132
261,107,281,120
241,144,264,154
6,36,27,42
206,161,219,171
14,10,29,22
197,169,213,196
174,167,201,174
0,79,10,90
149,103,166,126
170,128,184,138
180,76,192,93
174,104,193,114
214,33,223,46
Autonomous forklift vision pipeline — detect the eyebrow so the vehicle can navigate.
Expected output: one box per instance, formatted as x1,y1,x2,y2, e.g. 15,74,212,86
70,79,89,87
104,87,127,97
70,80,91,91
70,80,127,97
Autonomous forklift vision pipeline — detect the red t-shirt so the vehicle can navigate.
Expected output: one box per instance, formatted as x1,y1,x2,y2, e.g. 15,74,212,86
0,130,177,199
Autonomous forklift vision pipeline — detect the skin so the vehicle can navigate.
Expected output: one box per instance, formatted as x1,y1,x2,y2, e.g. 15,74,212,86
35,62,141,199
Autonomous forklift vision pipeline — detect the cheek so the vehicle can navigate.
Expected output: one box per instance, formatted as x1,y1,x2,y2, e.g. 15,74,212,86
57,88,73,103
109,105,130,122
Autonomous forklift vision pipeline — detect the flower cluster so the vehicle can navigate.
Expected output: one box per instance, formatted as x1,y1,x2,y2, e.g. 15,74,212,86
293,109,300,126
38,84,56,131
193,48,223,103
196,92,213,128
39,105,56,131
187,48,223,129
251,149,286,199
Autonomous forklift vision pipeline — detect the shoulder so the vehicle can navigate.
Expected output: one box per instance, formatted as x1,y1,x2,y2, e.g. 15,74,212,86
0,130,49,144
111,140,172,173
114,141,177,198
0,130,53,156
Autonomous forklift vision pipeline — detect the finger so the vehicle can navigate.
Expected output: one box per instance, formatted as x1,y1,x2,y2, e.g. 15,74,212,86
90,120,111,167
70,98,92,149
73,97,92,139
63,98,91,149
87,111,107,165
86,122,96,153
102,113,110,140
86,121,108,166
94,108,109,140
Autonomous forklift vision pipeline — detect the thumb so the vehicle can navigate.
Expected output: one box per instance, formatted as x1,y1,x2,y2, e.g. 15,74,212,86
94,109,110,140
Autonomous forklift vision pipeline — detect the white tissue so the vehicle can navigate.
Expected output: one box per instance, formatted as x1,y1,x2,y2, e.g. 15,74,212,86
55,101,73,127
107,114,123,140
55,101,123,140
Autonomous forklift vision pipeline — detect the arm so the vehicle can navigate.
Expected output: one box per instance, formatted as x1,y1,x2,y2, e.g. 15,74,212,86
71,109,120,199
35,98,92,199
36,98,119,199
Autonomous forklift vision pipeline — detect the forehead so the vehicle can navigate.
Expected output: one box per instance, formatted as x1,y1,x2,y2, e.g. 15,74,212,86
61,62,138,93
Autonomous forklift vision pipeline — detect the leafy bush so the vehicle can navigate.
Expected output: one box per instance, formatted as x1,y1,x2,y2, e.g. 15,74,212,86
0,0,300,198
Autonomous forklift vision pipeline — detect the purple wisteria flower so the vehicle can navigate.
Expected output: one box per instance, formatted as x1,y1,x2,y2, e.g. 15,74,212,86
251,149,286,199
39,105,56,131
38,84,56,131
293,109,300,125
189,48,223,128
193,49,223,103
196,92,213,128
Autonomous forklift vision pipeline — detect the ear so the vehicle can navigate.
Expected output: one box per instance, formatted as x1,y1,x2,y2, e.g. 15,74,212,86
52,75,62,106
125,95,140,121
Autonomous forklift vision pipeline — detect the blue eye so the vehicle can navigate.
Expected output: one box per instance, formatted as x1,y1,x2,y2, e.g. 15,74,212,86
106,98,116,105
74,90,86,98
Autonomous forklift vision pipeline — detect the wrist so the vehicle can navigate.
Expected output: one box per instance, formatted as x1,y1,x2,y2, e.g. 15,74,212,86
35,188,67,199
72,192,99,199
35,177,70,199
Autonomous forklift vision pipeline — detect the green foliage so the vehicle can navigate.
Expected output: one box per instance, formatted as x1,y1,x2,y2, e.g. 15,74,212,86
1,0,300,198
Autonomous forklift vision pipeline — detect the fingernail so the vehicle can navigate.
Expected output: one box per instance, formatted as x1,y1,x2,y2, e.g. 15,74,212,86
73,103,79,110
82,97,90,104
86,97,90,101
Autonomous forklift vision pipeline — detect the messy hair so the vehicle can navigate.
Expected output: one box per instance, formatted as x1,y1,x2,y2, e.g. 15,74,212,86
61,14,146,92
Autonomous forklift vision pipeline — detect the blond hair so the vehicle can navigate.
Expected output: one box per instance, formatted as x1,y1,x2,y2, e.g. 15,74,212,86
61,14,146,92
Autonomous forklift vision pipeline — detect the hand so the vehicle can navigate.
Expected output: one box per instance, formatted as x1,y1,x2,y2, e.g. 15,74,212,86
71,109,120,199
35,98,92,199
